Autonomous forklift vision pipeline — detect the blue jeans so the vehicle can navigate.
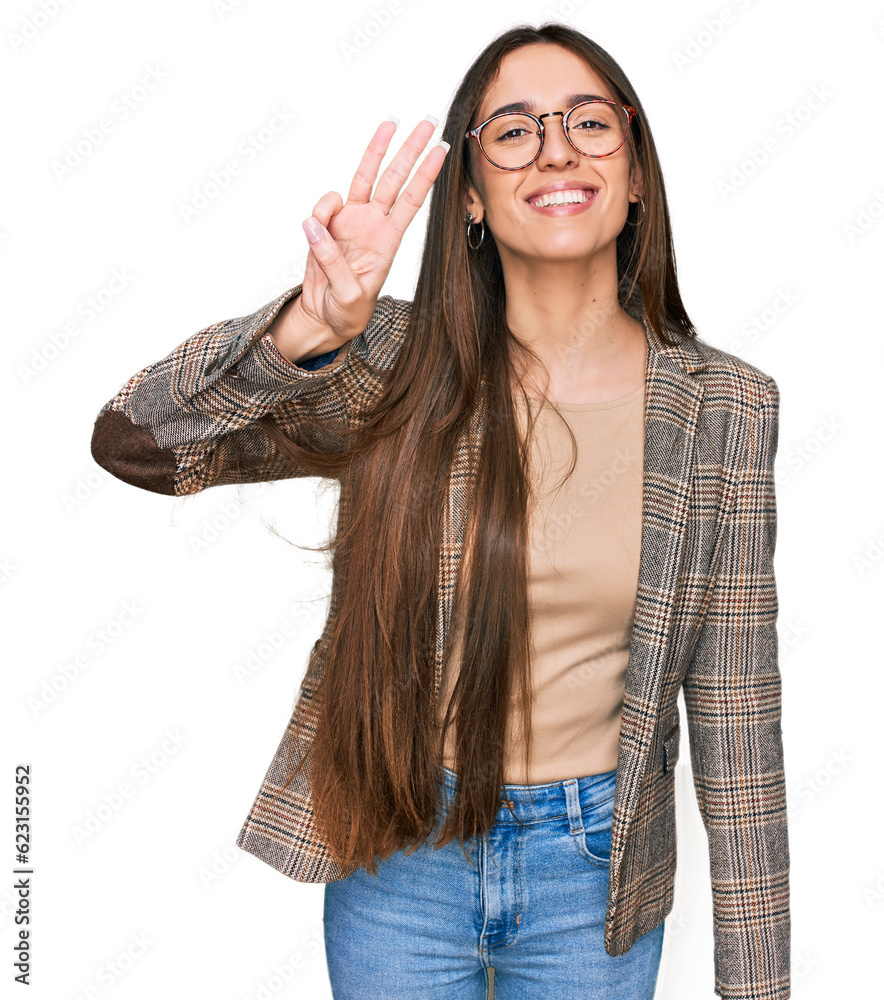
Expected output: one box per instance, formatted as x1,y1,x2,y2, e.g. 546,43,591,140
323,764,665,998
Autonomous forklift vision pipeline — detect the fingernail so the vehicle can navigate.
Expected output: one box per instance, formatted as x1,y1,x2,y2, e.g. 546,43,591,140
386,115,400,129
424,114,439,128
302,217,322,244
436,140,450,153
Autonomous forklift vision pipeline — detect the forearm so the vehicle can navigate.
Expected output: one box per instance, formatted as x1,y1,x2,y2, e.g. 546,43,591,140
90,287,352,495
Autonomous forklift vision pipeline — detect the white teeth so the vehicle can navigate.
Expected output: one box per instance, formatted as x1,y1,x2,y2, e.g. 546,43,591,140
529,189,594,207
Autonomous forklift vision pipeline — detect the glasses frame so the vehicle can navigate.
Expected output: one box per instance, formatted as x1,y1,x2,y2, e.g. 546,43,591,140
464,99,638,171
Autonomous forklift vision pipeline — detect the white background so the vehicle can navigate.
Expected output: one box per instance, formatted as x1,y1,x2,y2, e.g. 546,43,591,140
4,0,883,997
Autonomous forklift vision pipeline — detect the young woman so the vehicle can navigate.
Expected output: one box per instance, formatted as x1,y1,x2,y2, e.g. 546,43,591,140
91,22,790,1000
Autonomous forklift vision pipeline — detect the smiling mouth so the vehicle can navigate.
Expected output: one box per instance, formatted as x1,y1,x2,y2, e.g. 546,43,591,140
526,188,597,208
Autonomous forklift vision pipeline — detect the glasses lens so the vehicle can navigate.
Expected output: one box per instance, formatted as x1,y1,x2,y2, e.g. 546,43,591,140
478,114,540,169
476,103,630,168
565,102,629,157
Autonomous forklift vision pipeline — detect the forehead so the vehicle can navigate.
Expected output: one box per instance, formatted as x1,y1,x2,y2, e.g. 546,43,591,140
477,44,614,120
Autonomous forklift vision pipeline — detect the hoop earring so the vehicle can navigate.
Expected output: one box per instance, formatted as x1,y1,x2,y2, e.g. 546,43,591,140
466,211,486,250
626,197,646,227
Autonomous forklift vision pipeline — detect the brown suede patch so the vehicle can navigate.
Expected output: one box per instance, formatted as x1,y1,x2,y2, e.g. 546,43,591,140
90,408,177,495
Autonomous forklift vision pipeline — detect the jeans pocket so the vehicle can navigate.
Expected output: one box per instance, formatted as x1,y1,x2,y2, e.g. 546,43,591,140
570,788,615,868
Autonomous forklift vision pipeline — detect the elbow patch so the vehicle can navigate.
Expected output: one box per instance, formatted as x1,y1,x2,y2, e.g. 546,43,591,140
91,408,177,495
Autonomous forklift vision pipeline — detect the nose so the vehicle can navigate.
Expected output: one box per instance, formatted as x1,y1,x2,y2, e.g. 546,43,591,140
535,112,579,168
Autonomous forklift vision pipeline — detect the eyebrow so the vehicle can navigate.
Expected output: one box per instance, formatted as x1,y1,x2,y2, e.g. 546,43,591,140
484,93,610,119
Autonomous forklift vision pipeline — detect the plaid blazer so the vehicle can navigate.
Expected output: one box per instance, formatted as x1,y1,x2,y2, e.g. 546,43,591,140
91,285,790,1000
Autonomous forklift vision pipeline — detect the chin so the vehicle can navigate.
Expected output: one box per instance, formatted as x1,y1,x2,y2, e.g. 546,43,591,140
521,237,611,263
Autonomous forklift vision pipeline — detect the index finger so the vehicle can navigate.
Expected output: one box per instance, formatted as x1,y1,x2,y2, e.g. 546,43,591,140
346,118,401,205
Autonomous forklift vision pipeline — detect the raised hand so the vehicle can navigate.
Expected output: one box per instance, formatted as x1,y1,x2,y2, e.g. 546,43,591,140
292,115,449,350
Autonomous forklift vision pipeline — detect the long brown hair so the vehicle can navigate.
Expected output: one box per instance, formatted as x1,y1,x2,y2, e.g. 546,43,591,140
235,22,696,874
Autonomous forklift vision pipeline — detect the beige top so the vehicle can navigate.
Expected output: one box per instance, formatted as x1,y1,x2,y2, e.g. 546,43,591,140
436,382,645,784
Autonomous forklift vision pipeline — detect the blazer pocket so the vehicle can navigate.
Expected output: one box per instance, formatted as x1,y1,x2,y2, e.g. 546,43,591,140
662,721,680,773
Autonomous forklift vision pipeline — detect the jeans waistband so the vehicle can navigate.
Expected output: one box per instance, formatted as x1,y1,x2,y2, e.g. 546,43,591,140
437,763,617,826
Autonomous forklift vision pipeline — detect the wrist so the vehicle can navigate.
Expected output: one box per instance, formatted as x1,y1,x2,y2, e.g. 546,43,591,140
268,294,341,366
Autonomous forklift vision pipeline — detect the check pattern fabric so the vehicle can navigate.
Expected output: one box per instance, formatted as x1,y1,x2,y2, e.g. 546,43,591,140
91,285,790,999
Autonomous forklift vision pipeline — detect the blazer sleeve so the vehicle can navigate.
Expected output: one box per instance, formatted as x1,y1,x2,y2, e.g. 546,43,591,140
682,377,790,1000
90,285,393,496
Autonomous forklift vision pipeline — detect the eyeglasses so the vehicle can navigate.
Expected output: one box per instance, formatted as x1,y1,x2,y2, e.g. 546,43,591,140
464,99,638,171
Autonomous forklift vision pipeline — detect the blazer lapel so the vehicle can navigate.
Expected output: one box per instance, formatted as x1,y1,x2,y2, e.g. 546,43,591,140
606,318,707,897
434,392,485,698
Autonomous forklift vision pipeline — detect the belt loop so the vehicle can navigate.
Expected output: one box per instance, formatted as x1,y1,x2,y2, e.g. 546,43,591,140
563,778,583,835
